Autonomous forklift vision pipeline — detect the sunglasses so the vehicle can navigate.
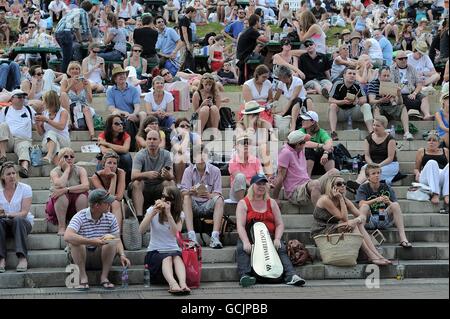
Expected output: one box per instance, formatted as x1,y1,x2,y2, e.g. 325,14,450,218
179,124,190,129
161,72,169,76
64,155,75,159
35,72,43,76
304,42,314,48
133,49,142,52
298,140,306,145
335,181,347,187
156,20,164,24
162,194,174,202
113,122,123,126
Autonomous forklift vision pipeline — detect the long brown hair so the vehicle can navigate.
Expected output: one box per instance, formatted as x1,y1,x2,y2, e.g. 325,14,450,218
158,186,183,224
299,11,317,33
104,114,124,143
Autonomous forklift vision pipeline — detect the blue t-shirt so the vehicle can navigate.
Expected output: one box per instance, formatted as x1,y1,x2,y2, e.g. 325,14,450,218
106,84,140,114
156,27,181,55
224,20,245,39
378,36,393,66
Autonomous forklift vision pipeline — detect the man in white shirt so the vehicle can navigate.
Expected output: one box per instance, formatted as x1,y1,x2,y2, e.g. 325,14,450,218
48,0,68,23
130,0,144,18
0,90,35,178
407,41,441,88
32,9,48,31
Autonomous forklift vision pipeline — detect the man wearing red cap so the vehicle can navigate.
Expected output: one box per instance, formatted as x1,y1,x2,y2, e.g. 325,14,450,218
273,130,339,206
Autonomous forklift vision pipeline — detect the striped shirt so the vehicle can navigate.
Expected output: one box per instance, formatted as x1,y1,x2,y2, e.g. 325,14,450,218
55,8,90,37
67,208,119,247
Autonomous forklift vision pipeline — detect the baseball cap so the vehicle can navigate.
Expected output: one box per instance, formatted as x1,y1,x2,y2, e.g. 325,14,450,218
250,174,268,185
88,189,115,205
287,130,311,144
300,111,319,122
303,39,314,46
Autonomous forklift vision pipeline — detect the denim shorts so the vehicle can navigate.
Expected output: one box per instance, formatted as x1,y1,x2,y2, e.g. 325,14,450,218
365,208,395,230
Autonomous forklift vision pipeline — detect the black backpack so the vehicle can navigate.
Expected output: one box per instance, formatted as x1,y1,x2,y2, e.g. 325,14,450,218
333,143,365,172
218,107,236,131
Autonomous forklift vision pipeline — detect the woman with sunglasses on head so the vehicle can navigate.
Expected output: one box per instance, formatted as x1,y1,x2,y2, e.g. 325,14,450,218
81,43,106,94
235,173,306,287
60,61,97,141
136,115,167,150
0,162,34,273
35,90,70,165
144,76,176,131
191,73,222,136
46,147,90,236
124,44,148,81
414,131,449,207
91,151,126,231
139,186,191,295
97,114,133,185
20,65,46,112
311,175,391,266
171,118,201,185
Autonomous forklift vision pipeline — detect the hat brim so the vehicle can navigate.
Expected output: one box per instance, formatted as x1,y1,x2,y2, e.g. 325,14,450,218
416,49,428,55
252,177,268,185
112,71,129,77
242,107,266,115
300,115,313,121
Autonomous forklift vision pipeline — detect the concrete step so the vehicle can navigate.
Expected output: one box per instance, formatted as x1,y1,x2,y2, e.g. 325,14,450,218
29,212,449,235
0,259,447,288
5,242,448,270
9,227,448,252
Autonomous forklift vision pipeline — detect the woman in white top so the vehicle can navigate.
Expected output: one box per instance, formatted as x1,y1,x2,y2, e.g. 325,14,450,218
139,186,191,295
277,1,293,27
0,162,34,273
144,76,176,130
117,0,135,25
295,11,327,55
82,43,106,93
35,90,70,165
242,65,273,105
362,29,383,68
330,44,358,82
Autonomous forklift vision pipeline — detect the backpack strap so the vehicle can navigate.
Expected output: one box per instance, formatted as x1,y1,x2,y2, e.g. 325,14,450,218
4,105,33,122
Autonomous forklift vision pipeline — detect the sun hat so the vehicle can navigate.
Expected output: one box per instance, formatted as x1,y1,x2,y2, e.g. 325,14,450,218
111,66,129,77
241,101,266,115
300,111,319,122
287,130,311,144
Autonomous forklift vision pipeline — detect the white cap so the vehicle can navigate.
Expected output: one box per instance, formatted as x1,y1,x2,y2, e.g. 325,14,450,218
300,111,319,122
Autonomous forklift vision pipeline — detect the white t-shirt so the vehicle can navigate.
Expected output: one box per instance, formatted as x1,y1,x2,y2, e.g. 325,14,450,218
407,53,435,75
278,76,307,100
147,208,185,252
244,79,272,102
130,2,143,17
144,90,174,112
398,68,410,94
0,106,35,140
43,108,70,141
366,38,383,60
0,182,34,226
48,0,67,13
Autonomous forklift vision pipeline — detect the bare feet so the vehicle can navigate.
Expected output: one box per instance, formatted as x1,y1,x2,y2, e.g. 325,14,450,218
57,227,66,236
431,194,440,205
423,115,435,121
371,258,389,266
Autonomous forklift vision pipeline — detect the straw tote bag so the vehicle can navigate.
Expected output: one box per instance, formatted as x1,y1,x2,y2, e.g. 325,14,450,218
121,196,142,251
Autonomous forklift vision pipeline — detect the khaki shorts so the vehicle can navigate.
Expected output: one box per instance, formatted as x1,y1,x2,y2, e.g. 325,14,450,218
288,173,331,206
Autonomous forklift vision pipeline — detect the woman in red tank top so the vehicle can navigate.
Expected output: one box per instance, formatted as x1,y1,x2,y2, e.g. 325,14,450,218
234,174,306,287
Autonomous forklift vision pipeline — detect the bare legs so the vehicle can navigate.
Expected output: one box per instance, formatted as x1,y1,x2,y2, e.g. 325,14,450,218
162,256,190,292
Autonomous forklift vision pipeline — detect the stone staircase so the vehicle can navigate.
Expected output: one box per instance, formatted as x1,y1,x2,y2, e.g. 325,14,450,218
0,92,448,289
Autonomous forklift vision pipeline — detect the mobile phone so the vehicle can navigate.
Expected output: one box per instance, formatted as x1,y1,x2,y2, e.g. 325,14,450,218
77,76,85,80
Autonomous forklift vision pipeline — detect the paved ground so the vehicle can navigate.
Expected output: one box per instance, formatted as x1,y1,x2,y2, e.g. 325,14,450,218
0,279,447,299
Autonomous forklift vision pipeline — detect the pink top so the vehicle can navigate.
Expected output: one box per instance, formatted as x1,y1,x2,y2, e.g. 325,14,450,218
228,153,263,187
278,144,310,199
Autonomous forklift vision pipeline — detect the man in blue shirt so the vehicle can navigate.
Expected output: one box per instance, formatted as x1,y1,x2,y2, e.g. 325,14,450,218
223,8,246,41
106,66,146,128
155,16,184,69
374,29,393,66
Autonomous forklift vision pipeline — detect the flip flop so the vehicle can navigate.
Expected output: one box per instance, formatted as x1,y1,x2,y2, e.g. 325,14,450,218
75,282,90,291
0,266,5,273
399,241,413,248
100,280,115,290
168,289,186,296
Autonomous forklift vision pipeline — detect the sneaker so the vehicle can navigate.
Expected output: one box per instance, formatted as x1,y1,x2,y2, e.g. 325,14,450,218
331,131,339,141
403,132,414,141
321,87,330,99
239,275,256,287
285,274,306,286
209,236,223,249
188,232,199,245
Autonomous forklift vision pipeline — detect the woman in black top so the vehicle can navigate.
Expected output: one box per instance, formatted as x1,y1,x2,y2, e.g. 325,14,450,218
91,151,126,232
20,10,32,32
414,131,449,206
350,116,399,190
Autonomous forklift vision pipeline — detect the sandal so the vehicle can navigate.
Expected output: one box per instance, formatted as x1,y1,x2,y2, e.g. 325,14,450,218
90,135,98,141
100,280,115,290
18,166,29,178
168,283,185,296
399,241,413,248
75,282,90,291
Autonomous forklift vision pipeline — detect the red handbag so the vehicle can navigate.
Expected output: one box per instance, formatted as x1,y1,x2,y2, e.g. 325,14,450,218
177,232,202,288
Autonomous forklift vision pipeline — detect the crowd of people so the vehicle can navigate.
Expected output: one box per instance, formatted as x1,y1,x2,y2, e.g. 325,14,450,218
0,0,449,294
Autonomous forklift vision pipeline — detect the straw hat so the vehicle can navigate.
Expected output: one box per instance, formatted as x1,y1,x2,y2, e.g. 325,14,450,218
415,41,428,55
111,66,129,77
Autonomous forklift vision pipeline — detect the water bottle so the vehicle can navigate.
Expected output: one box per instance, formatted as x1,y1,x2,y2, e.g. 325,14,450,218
143,264,150,288
352,157,359,174
390,125,395,138
121,266,129,289
347,115,353,130
282,24,289,39
378,202,387,221
396,264,405,280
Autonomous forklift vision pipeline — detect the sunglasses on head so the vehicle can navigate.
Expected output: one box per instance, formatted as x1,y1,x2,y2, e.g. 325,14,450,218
64,155,75,159
335,181,347,187
113,121,123,126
